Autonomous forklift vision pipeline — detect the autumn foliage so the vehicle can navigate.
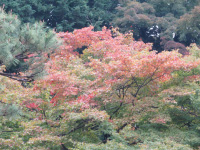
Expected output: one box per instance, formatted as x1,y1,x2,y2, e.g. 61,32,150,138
1,26,200,149
37,26,199,108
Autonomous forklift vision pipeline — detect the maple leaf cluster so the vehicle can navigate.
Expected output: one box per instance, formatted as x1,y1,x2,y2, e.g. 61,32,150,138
35,26,200,109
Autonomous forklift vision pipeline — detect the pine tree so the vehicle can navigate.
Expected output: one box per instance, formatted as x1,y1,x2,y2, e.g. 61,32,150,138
0,7,60,83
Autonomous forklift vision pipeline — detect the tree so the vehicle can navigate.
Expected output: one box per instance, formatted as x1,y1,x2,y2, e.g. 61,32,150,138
149,0,187,18
112,1,154,40
0,7,60,82
160,37,189,55
86,0,118,31
42,26,200,125
0,0,118,32
113,0,200,51
112,0,179,51
177,6,200,45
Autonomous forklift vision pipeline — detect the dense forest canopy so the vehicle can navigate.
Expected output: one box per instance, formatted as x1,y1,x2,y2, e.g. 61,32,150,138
1,0,200,51
0,0,118,31
0,0,200,149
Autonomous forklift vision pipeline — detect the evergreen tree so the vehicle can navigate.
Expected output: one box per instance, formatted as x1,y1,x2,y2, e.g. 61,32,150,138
0,0,118,32
0,7,60,82
177,6,200,45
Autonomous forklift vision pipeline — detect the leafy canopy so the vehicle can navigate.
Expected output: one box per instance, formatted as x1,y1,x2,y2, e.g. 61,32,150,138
0,26,200,149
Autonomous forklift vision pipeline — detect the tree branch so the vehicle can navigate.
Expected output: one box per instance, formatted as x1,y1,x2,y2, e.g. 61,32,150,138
0,72,34,82
110,102,123,119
